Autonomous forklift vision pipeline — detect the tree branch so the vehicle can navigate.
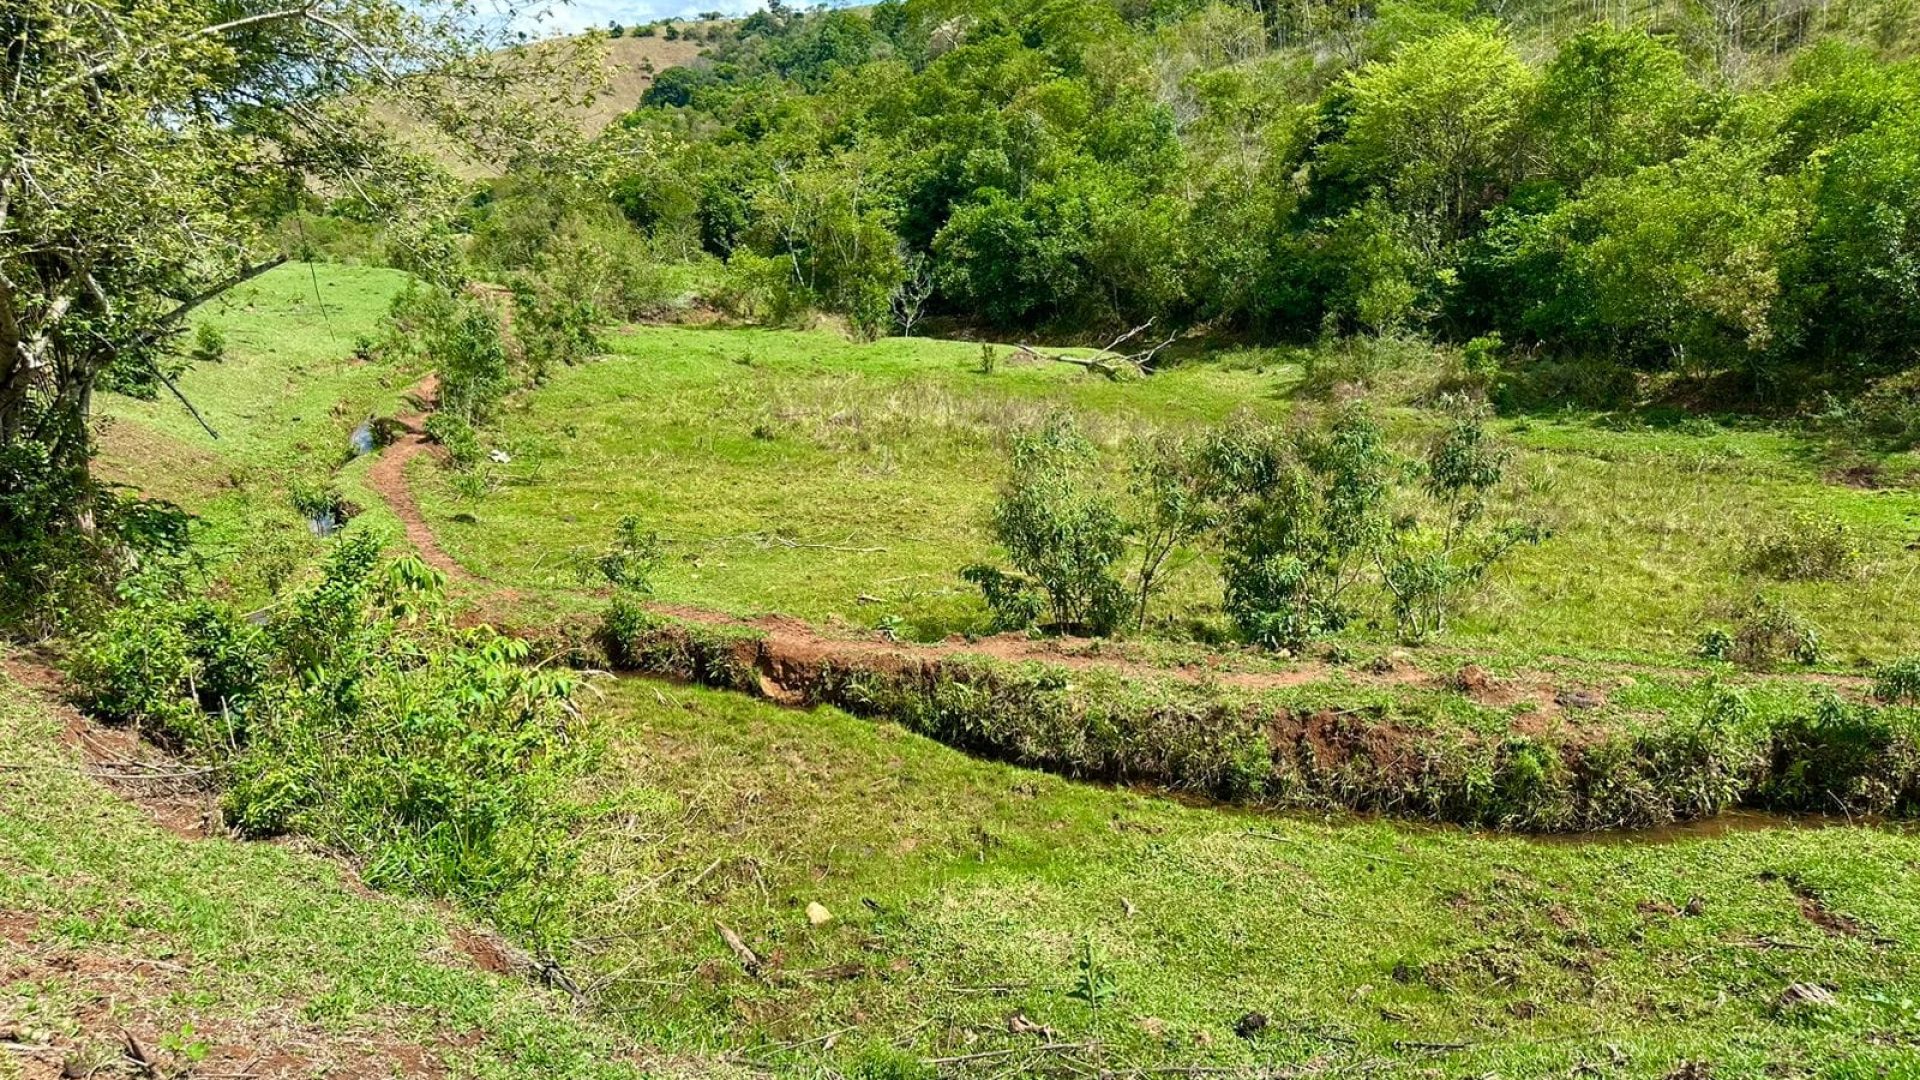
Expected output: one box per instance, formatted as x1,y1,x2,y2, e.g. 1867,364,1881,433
52,6,318,94
133,255,289,350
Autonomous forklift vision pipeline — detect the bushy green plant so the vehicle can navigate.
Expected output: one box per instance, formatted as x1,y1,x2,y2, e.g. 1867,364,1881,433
1379,402,1543,642
1703,595,1824,668
1756,694,1920,814
510,274,603,382
424,413,483,469
188,322,227,366
579,515,664,592
0,441,190,636
1874,656,1920,705
71,535,589,938
971,415,1127,635
1740,512,1857,581
1208,407,1392,651
383,284,510,427
1125,432,1217,630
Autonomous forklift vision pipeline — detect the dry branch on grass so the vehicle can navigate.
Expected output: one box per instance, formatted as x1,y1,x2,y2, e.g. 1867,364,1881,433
1014,319,1178,381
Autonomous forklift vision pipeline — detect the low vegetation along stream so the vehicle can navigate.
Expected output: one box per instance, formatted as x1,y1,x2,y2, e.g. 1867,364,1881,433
9,1,1920,1077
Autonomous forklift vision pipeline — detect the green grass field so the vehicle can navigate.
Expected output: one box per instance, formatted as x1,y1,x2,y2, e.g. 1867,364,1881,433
558,676,1920,1078
406,324,1920,667
0,662,682,1080
51,262,1920,1078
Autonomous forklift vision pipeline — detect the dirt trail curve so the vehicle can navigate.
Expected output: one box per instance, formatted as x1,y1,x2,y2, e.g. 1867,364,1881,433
357,374,1769,716
364,374,471,582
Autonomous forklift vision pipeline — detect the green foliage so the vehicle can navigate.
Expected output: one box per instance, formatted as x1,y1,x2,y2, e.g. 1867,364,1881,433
598,610,1920,830
1209,407,1393,651
586,2,1920,402
188,323,228,366
1874,656,1920,705
1332,26,1535,245
581,515,665,592
1125,432,1217,631
0,443,190,636
1379,402,1542,642
0,0,598,630
69,534,589,937
383,284,511,427
1532,25,1703,185
1741,512,1858,581
1704,594,1825,668
1756,694,1920,813
1067,936,1118,1010
974,416,1128,635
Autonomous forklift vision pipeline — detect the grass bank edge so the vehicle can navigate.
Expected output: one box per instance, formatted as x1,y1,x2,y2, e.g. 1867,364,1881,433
593,599,1920,833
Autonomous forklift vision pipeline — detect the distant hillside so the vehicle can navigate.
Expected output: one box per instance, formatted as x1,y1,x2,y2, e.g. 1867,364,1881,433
580,33,714,134
379,29,720,180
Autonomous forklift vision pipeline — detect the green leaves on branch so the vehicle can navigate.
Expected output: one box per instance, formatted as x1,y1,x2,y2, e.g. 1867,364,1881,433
70,534,588,939
968,406,1541,649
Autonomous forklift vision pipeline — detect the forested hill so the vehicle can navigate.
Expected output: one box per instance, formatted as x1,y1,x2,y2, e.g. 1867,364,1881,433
554,0,1920,405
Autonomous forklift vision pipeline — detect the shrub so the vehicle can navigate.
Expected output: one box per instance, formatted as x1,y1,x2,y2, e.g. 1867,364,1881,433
1756,695,1920,814
188,322,227,365
1124,432,1217,631
1740,512,1856,581
1209,406,1392,650
971,415,1127,635
1843,368,1920,450
579,515,663,592
1874,656,1920,705
1378,402,1543,642
1702,595,1823,668
423,413,482,470
0,441,191,636
382,284,510,426
959,564,1045,633
509,274,602,382
71,536,589,938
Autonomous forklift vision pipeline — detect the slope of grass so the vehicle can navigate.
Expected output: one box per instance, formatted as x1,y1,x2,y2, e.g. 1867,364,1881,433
412,322,1920,666
557,675,1920,1078
91,263,420,601
0,662,689,1080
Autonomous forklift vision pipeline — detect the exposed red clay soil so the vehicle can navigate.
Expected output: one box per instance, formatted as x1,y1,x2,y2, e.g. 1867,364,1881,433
2,653,218,840
641,601,1600,721
365,374,472,583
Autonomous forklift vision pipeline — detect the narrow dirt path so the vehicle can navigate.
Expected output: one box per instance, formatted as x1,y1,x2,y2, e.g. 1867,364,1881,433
364,374,470,582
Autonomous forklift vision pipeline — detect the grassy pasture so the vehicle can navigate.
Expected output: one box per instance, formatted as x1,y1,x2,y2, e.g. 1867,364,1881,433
61,262,1920,1077
0,662,668,1080
558,675,1920,1078
410,323,1920,667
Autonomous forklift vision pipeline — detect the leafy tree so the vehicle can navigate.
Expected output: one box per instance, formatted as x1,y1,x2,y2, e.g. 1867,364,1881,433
1330,26,1534,246
1491,140,1808,382
0,0,598,628
1533,26,1704,186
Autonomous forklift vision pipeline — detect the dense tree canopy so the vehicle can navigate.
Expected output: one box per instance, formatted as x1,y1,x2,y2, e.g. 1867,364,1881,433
594,0,1920,399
